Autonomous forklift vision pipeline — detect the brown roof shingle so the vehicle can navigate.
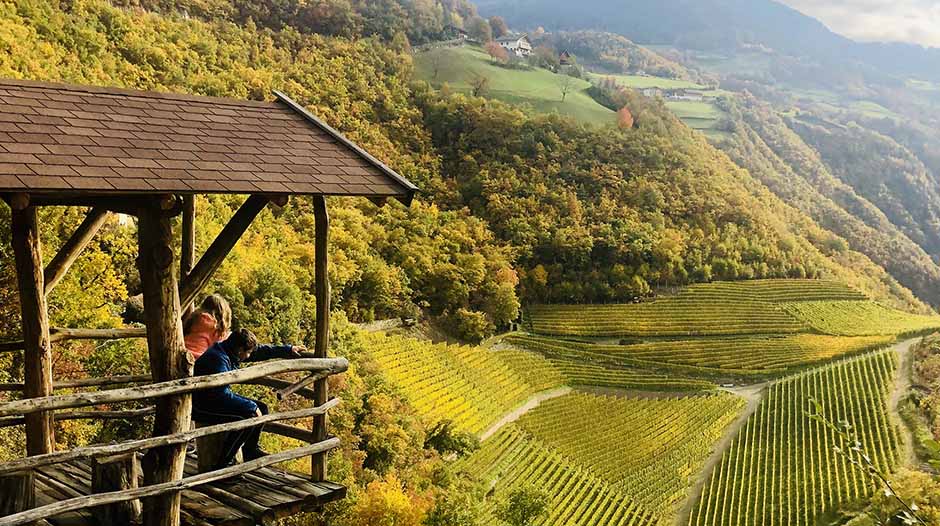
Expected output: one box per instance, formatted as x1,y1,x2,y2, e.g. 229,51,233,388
0,79,418,203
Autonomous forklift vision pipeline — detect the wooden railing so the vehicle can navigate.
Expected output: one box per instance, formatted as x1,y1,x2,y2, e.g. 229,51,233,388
0,356,348,526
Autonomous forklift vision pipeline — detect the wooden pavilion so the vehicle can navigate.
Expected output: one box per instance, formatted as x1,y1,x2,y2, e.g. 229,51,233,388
0,79,417,526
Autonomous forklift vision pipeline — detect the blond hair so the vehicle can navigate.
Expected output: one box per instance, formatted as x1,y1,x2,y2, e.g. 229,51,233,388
183,294,232,335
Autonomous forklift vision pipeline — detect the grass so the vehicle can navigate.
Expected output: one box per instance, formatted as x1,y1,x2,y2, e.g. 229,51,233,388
587,72,705,90
414,46,615,125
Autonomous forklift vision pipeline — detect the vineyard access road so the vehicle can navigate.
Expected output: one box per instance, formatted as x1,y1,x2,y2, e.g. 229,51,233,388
480,387,572,441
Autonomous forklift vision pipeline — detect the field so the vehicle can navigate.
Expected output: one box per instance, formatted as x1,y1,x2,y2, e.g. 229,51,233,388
454,424,659,526
506,333,894,377
587,72,705,90
414,46,615,125
782,301,940,337
365,278,927,526
362,332,564,434
515,393,744,519
527,279,939,339
688,350,901,526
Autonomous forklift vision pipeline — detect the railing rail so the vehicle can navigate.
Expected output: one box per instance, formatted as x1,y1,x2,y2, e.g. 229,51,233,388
0,437,341,526
0,357,348,524
0,357,348,417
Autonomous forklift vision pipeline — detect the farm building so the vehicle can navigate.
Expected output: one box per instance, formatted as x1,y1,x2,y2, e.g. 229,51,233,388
496,34,532,57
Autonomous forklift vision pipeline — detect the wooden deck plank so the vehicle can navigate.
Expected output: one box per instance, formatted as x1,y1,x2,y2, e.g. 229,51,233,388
29,455,345,526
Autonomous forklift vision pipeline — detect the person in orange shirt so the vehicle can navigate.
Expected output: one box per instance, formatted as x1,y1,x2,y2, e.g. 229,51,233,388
183,294,232,360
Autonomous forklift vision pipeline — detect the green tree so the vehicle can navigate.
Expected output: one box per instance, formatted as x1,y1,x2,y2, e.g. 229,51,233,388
497,487,549,526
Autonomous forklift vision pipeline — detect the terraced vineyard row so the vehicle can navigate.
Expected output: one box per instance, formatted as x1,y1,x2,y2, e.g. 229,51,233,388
678,280,868,303
528,297,807,337
688,350,901,526
506,333,894,377
453,424,660,526
515,393,744,519
547,358,716,391
782,301,940,337
361,332,564,434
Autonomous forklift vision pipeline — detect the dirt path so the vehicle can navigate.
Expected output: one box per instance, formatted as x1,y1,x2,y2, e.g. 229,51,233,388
673,382,768,526
888,338,919,466
673,337,922,526
480,387,573,441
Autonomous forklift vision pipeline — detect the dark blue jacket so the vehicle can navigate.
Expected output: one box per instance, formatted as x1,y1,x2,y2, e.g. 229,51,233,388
192,338,295,416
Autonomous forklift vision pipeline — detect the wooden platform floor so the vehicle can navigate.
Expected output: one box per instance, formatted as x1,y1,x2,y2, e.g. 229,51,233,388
32,454,345,526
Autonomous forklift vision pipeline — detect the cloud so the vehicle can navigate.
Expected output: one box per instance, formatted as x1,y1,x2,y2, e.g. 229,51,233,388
778,0,940,48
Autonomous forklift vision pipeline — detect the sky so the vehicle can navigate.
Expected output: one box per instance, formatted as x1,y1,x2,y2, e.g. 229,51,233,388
778,0,940,48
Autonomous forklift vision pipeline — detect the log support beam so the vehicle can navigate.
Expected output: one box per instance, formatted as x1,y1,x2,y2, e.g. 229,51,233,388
180,196,195,317
179,195,269,309
0,472,33,519
11,201,54,457
43,208,111,296
137,201,191,526
311,196,330,482
92,453,141,526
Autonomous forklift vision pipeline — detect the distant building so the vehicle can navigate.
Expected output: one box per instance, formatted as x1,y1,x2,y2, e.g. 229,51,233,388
559,50,572,65
666,89,705,102
642,88,662,98
442,25,468,41
496,34,532,57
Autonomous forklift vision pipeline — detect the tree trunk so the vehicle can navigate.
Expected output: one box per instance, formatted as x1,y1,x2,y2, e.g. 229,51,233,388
137,202,191,526
311,196,331,482
11,203,54,457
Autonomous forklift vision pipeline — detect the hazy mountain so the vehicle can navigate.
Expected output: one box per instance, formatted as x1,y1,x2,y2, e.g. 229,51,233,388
476,0,940,80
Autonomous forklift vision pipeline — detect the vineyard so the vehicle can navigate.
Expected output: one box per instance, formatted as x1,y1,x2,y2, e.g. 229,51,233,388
361,332,564,434
687,350,902,526
514,393,744,520
505,333,894,377
453,424,660,526
526,279,938,338
782,301,940,336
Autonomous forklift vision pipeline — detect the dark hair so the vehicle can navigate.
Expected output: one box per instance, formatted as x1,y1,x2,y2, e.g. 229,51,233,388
227,328,258,353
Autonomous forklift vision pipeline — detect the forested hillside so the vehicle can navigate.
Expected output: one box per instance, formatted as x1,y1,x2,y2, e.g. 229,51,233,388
2,0,940,525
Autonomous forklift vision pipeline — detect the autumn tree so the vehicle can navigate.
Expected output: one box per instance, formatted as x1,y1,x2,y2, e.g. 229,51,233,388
555,69,577,102
485,40,509,63
530,45,559,70
617,106,635,129
470,72,490,96
466,15,491,42
488,15,508,38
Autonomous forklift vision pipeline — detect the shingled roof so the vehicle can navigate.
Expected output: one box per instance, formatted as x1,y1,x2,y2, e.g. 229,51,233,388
0,79,418,204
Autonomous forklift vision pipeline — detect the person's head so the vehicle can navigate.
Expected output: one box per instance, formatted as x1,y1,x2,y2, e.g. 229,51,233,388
226,328,258,361
183,294,232,336
199,294,232,335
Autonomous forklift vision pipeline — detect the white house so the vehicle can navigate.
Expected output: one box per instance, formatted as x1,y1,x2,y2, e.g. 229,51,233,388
496,34,532,57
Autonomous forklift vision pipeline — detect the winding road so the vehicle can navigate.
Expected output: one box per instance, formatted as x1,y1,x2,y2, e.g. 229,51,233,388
672,337,920,526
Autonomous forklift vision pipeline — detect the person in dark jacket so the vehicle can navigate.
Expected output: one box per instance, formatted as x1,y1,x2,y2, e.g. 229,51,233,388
192,328,305,469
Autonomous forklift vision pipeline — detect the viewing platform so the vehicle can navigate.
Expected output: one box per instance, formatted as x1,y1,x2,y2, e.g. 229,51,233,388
32,455,345,526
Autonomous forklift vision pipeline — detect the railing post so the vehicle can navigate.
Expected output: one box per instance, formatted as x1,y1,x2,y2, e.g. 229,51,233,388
92,452,142,525
0,472,34,519
10,198,55,457
311,196,330,482
137,199,191,526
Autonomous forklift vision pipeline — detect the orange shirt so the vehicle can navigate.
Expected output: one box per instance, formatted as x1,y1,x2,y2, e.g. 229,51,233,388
184,312,227,360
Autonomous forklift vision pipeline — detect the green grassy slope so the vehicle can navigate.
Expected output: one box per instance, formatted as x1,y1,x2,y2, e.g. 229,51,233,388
414,46,615,125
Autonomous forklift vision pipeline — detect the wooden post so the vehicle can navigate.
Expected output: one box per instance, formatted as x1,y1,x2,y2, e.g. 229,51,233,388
0,472,34,518
43,207,110,296
91,453,142,525
137,201,191,526
311,196,330,482
178,195,269,309
11,201,54,457
180,196,195,317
